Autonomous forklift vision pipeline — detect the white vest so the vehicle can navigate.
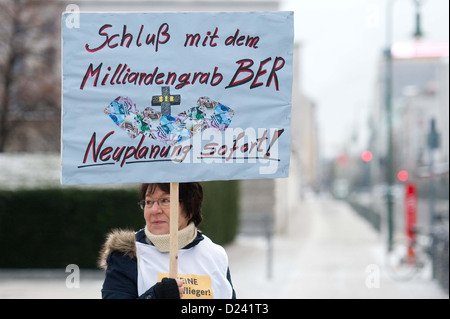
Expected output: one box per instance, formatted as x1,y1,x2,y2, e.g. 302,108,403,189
136,235,233,299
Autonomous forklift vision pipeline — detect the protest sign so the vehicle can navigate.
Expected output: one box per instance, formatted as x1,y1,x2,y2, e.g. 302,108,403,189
61,11,294,185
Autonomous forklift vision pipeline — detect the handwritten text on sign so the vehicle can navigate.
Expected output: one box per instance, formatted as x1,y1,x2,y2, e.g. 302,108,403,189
61,12,294,185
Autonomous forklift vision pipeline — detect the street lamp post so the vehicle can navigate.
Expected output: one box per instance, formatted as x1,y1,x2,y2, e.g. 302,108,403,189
413,0,424,40
385,0,395,251
384,0,425,251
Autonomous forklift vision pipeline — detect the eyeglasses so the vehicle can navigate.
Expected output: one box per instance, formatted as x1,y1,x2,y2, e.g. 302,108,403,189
138,198,170,210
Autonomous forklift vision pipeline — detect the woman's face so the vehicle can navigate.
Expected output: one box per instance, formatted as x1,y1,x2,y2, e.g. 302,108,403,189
144,186,189,235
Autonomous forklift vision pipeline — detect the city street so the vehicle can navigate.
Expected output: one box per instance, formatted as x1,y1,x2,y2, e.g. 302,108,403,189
0,0,448,302
0,196,447,299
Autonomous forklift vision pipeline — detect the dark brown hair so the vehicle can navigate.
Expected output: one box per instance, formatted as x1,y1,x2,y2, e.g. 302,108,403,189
140,182,203,227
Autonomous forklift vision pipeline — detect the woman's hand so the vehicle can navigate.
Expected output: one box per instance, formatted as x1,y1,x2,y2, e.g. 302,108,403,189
153,277,184,299
175,278,184,299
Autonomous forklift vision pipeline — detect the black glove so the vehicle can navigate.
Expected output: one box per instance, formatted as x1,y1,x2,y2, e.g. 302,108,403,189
153,278,180,299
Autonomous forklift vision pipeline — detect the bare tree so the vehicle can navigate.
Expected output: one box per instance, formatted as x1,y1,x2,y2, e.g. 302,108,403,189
0,0,63,152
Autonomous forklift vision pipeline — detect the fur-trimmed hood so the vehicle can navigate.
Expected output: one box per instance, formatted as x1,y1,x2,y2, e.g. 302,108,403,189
98,228,205,271
98,229,136,270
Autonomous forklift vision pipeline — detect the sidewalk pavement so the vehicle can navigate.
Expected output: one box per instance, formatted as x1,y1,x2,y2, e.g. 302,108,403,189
227,196,448,299
0,196,448,299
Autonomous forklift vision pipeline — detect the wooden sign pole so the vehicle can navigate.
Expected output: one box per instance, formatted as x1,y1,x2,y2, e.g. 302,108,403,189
169,182,179,279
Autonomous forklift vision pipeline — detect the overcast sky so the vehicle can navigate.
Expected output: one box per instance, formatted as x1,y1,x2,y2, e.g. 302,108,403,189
281,0,449,159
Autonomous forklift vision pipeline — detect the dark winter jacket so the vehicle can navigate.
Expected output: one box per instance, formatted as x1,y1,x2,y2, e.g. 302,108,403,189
98,228,236,299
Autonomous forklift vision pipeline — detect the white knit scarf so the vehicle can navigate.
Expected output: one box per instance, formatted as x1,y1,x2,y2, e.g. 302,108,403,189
144,222,197,253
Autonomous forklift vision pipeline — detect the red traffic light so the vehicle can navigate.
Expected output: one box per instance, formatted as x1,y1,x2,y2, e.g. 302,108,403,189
361,151,373,162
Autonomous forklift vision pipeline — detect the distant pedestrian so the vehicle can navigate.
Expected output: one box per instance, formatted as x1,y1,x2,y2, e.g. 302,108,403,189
98,182,236,299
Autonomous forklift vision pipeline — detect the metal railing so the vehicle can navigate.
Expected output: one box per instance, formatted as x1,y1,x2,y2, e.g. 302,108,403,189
239,213,274,280
430,223,449,293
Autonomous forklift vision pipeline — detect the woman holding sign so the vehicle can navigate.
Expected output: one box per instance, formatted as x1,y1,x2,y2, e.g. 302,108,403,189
99,182,236,299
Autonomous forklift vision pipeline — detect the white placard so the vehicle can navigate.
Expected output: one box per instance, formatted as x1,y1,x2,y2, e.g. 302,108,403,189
61,11,294,185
